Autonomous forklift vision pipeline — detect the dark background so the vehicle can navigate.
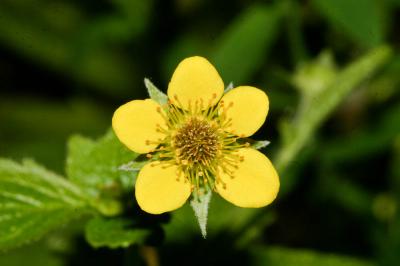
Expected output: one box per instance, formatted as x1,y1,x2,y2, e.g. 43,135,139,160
0,0,400,265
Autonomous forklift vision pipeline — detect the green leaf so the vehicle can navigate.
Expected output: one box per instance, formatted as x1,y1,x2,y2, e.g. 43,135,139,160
0,159,89,250
0,242,65,266
212,3,283,83
145,78,168,105
252,246,376,266
312,0,386,48
66,130,137,197
85,216,150,249
275,45,392,195
66,130,138,216
190,189,212,238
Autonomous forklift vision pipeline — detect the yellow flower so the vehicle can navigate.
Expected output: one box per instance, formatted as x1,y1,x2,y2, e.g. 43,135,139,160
112,56,279,214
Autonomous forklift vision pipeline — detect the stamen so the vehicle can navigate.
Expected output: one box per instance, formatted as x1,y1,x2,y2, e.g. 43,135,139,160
147,94,249,192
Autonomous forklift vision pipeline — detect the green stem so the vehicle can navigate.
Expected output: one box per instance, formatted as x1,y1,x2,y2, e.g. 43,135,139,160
275,45,392,195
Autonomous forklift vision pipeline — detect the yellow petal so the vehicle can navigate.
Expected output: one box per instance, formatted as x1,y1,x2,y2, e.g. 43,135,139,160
168,56,224,110
112,99,166,154
135,162,191,214
216,148,279,208
221,86,269,137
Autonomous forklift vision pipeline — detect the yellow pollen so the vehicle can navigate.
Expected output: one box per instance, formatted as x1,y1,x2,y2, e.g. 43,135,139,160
173,117,219,166
146,98,247,193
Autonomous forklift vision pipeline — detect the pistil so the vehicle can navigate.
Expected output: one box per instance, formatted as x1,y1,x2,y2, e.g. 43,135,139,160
146,95,248,193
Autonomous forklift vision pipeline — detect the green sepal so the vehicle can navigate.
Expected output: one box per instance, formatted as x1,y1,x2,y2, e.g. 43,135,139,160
224,82,234,93
251,140,271,150
145,78,168,105
190,188,212,238
239,138,271,150
118,154,150,172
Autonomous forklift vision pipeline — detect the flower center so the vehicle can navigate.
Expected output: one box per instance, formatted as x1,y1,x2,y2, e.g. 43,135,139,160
147,95,249,193
173,117,219,166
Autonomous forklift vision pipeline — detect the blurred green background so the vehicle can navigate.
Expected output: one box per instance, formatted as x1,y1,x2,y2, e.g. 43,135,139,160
0,0,399,265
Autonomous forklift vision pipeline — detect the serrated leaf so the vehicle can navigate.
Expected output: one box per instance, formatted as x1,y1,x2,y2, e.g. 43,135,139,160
0,159,89,250
66,130,138,197
190,189,212,238
145,78,168,105
85,217,150,249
